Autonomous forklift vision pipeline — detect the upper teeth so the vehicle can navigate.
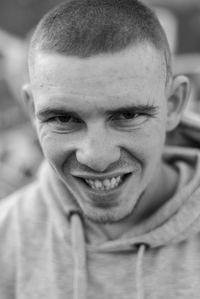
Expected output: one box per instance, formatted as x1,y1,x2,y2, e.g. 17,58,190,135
85,176,122,191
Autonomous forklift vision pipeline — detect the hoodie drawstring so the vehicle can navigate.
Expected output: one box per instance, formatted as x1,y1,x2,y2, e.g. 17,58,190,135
70,213,87,299
70,213,148,299
136,244,148,299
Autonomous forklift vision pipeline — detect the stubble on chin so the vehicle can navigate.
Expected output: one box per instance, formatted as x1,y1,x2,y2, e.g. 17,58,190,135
80,190,145,225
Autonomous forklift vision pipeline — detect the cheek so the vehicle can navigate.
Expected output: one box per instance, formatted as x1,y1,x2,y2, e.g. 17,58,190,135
122,122,166,166
141,125,166,171
36,126,69,167
37,124,83,170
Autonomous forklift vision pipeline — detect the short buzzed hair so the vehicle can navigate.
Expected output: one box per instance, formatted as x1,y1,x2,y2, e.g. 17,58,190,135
29,0,172,82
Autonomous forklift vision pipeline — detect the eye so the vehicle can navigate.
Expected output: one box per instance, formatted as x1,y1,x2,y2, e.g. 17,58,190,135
44,114,83,132
116,112,140,120
110,111,150,128
52,115,82,124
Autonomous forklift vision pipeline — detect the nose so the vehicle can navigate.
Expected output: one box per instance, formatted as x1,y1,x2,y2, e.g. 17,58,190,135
76,125,120,172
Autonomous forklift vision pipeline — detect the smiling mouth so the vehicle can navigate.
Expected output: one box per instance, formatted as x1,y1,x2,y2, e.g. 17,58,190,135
79,173,131,191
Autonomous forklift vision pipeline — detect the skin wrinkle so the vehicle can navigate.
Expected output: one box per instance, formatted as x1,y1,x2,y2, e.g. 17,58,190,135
32,84,164,102
32,89,158,102
37,76,160,89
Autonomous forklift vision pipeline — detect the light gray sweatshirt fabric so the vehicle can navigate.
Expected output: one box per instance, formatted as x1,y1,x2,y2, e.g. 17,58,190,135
1,146,200,298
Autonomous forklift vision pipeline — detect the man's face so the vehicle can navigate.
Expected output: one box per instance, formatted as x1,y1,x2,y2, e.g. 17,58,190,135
29,43,169,223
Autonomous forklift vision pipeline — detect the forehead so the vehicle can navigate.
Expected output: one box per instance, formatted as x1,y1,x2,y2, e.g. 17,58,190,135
30,43,166,104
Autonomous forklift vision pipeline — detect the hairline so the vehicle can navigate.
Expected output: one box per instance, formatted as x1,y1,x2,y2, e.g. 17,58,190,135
28,39,172,89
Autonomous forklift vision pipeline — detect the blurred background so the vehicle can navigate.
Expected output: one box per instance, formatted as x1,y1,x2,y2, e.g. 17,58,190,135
1,0,200,198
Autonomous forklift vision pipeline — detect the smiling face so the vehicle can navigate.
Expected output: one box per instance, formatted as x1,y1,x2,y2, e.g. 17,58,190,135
26,43,175,223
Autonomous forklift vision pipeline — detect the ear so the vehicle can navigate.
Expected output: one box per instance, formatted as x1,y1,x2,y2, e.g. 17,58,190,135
166,75,190,132
21,83,36,126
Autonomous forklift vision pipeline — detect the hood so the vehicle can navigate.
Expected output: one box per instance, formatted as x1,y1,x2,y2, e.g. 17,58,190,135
37,113,200,299
38,145,200,299
40,145,200,252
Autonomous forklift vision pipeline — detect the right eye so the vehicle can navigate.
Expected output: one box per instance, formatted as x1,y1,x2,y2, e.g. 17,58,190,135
44,114,83,132
49,115,82,124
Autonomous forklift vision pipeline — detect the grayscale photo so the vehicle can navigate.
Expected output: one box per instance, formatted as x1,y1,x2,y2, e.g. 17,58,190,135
1,0,200,298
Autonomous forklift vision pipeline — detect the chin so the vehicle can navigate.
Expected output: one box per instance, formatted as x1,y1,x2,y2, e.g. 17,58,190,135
79,199,139,224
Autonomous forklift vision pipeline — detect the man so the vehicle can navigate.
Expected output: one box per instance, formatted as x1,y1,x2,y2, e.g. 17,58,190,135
1,0,200,298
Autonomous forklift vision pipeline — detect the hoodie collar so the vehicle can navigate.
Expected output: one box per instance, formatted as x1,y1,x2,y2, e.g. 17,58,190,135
39,146,200,251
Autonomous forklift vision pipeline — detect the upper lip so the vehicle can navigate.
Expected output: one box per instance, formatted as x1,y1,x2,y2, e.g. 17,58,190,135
71,171,133,180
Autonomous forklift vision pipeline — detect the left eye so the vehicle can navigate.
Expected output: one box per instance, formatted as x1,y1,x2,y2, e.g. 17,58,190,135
110,112,149,128
116,112,139,120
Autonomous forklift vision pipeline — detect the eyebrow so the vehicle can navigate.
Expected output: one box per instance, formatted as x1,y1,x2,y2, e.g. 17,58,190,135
36,104,159,120
106,104,159,115
36,108,80,120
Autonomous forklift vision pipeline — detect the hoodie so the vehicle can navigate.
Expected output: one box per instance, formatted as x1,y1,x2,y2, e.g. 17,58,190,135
1,142,200,298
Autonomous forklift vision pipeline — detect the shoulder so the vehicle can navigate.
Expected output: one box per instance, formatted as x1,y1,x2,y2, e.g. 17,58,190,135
0,181,40,214
0,181,49,242
0,182,46,294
